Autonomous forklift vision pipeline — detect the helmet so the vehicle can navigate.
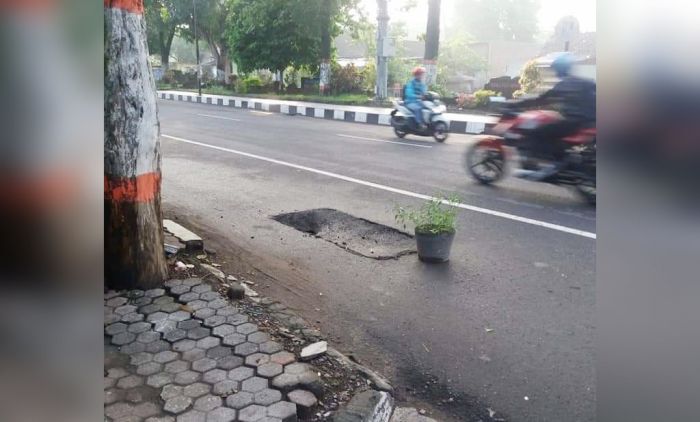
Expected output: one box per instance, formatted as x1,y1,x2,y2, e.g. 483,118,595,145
551,53,574,78
412,66,426,77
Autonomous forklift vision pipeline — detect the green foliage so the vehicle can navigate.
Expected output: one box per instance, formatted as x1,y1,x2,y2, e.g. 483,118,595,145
330,64,371,95
144,0,192,66
454,0,540,42
473,89,499,107
436,34,487,86
395,195,461,235
235,75,267,93
517,59,541,94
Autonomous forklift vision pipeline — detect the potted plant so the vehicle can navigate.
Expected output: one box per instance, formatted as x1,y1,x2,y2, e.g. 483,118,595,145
394,195,460,263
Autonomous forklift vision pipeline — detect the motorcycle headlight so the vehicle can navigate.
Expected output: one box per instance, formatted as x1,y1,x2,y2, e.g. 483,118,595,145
434,105,446,113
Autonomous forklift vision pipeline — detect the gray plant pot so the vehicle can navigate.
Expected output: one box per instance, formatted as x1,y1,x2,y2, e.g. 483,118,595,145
414,228,455,263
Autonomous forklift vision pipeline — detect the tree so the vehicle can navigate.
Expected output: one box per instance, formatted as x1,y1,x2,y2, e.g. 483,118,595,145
455,0,540,42
180,0,232,81
316,0,363,94
423,0,441,85
513,59,540,97
105,0,168,289
436,33,487,89
144,0,191,70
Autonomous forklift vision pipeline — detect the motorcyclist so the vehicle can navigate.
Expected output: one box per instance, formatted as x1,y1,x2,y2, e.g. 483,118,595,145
510,53,596,177
404,67,428,129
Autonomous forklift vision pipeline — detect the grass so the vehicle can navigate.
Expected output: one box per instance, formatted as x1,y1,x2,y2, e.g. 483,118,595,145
157,84,391,106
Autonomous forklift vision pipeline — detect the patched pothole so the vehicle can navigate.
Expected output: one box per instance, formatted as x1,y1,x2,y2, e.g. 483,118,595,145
272,208,416,260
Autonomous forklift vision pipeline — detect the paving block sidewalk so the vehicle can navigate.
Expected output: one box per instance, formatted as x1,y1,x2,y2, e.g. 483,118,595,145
157,90,497,135
105,278,321,422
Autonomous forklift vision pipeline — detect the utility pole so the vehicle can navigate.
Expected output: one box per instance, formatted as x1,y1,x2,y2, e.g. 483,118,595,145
375,0,389,100
194,0,201,96
105,0,168,289
424,0,441,86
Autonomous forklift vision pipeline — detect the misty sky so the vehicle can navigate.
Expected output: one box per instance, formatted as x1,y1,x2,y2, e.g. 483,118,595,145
359,0,596,38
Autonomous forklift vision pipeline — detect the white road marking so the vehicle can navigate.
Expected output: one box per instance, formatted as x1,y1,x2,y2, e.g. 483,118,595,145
196,113,241,122
162,134,596,239
250,110,273,115
336,133,432,149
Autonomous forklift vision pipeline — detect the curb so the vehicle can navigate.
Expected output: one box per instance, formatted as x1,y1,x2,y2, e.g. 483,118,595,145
157,90,496,135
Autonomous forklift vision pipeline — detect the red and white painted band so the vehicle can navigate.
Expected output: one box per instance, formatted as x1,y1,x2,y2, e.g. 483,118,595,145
104,0,144,14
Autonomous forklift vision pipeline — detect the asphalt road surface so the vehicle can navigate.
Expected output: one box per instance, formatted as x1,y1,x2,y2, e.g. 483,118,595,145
158,100,595,422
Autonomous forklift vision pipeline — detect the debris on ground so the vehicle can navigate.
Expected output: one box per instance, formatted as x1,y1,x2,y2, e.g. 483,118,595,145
226,282,246,300
301,341,328,361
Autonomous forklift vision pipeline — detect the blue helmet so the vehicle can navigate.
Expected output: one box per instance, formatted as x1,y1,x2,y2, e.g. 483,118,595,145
551,53,574,77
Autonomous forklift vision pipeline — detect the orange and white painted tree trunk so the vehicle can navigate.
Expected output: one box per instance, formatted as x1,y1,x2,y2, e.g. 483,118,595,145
104,0,167,289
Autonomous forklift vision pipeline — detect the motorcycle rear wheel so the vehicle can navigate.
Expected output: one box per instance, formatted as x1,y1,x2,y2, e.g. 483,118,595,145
394,126,407,138
466,142,506,184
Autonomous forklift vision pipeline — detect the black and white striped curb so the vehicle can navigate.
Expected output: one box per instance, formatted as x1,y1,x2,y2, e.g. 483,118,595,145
157,91,496,135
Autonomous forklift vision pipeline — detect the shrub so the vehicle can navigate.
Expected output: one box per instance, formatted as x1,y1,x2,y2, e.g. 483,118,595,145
472,89,500,108
330,64,365,95
455,92,475,109
394,194,461,235
238,75,264,93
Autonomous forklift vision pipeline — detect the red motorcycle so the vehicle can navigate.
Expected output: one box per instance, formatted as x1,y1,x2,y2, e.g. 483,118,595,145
466,109,596,204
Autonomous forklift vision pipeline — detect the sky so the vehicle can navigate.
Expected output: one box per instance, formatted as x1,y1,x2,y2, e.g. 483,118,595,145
358,0,596,37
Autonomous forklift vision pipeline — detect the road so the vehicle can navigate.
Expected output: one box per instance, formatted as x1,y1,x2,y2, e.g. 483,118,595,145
158,99,595,422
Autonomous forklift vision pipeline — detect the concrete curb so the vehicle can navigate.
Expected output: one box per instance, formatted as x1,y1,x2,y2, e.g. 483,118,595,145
157,90,497,135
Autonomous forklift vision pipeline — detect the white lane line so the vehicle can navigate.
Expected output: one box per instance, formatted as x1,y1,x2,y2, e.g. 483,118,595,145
250,110,274,115
336,133,432,149
162,134,596,239
197,113,241,122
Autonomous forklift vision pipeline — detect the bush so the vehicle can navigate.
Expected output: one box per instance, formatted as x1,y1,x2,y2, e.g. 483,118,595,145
330,64,365,95
455,92,475,109
472,89,500,108
237,75,265,93
394,194,461,235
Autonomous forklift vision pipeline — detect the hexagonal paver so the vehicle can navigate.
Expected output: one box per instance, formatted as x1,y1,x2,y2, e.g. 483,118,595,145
192,357,217,373
169,311,191,322
199,291,219,301
241,376,267,393
173,339,197,352
254,388,282,406
183,382,211,398
284,363,312,375
206,406,237,422
115,305,137,315
226,314,248,326
226,391,254,410
212,379,238,397
154,350,179,363
174,370,201,385
107,367,129,379
176,410,206,422
165,360,190,374
112,332,136,346
147,417,176,422
140,304,160,315
259,341,283,355
212,324,236,338
192,284,212,294
104,388,123,404
182,278,203,287
154,296,175,305
193,394,222,412
133,296,153,306
161,302,182,313
202,369,228,385
216,355,244,370
146,340,171,353
217,307,238,317
179,292,200,303
106,322,128,336
165,279,185,288
194,308,216,319
188,300,208,311
257,362,283,379
196,336,221,350
238,404,267,422
182,348,207,362
117,374,144,389
178,319,202,331
164,329,188,343
206,346,232,360
106,297,128,307
228,366,254,382
170,285,191,295
245,353,270,367
187,327,211,340
146,372,174,388
247,332,269,344
147,312,169,323
104,376,117,389
155,320,178,334
105,402,133,419
234,342,259,357
104,313,120,325
236,323,258,335
207,299,228,309
145,288,166,298
164,395,192,414
128,321,152,334
222,333,246,347
128,290,145,298
288,389,317,414
137,331,161,344
121,341,147,354
267,401,297,422
203,315,226,328
161,384,184,401
121,312,145,323
270,352,296,366
136,361,163,376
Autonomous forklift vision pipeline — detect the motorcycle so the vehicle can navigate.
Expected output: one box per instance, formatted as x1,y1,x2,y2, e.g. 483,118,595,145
465,107,596,204
390,92,450,142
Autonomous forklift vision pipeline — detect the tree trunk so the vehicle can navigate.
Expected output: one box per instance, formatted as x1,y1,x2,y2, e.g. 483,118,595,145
105,0,168,290
319,0,333,95
424,0,441,86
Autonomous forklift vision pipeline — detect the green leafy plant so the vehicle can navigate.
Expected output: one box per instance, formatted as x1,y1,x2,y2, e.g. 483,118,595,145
472,89,500,108
394,195,460,235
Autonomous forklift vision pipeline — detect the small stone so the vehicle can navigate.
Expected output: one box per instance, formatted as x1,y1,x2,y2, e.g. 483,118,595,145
300,341,327,360
226,283,245,300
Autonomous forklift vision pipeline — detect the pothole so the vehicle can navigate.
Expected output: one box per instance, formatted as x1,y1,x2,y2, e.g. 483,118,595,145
272,208,416,260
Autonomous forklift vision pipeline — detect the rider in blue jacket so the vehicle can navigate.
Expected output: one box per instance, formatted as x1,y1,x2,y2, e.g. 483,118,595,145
405,67,427,129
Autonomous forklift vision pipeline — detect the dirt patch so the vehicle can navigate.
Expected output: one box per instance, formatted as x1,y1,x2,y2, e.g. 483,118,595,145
272,208,415,260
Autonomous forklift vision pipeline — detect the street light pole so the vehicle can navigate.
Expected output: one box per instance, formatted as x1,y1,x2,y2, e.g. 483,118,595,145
193,0,201,97
376,0,389,100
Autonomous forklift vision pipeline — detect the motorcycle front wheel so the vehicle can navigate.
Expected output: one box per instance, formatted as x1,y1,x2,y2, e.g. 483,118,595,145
393,126,407,138
466,141,506,184
432,122,448,142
